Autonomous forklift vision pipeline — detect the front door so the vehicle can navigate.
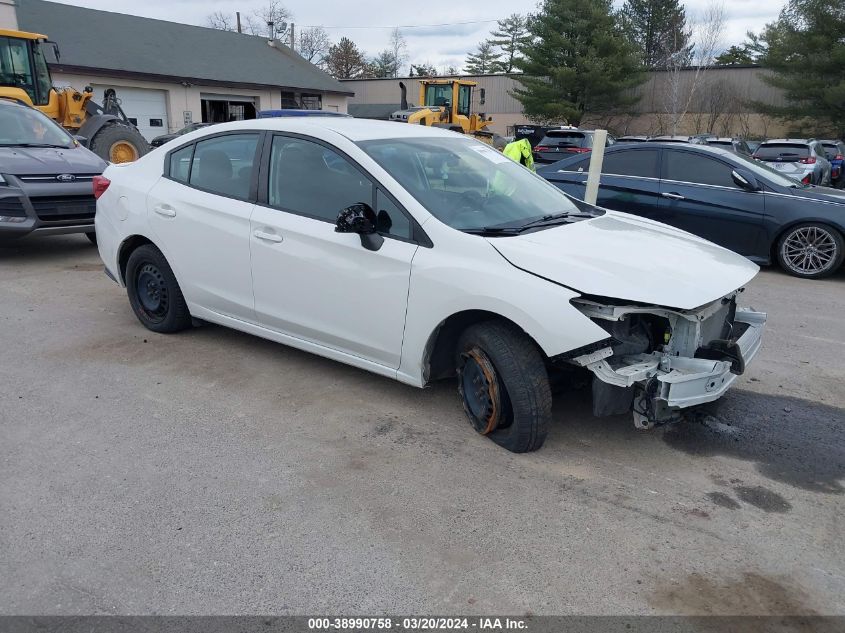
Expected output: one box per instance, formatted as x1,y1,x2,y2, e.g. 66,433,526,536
250,135,418,369
657,149,767,257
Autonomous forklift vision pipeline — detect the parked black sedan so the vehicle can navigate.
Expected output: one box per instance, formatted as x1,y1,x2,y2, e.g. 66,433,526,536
537,143,845,279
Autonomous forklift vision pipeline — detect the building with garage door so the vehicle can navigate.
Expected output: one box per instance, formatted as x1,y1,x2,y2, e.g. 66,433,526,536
9,0,352,141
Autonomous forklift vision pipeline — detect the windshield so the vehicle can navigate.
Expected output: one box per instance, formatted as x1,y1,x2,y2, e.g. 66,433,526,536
358,137,582,232
0,103,75,148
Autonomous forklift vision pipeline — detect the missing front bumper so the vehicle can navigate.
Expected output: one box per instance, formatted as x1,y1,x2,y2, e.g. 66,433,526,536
582,308,766,428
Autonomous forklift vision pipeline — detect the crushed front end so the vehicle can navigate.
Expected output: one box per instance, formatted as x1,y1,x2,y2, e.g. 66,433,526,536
566,292,766,429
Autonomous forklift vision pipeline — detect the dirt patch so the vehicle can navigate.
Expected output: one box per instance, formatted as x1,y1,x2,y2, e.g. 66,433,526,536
706,491,741,510
734,485,792,513
650,571,817,615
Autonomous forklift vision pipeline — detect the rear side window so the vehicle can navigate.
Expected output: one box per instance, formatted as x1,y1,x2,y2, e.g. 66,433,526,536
821,143,840,159
603,150,659,178
169,145,193,183
755,144,809,160
188,134,259,200
540,132,589,148
662,150,736,188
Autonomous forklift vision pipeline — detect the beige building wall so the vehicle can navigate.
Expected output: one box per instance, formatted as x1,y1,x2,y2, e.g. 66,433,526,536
0,0,18,29
343,67,794,139
51,71,347,133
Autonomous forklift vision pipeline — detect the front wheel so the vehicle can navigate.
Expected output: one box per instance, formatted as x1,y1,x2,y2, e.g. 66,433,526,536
456,321,551,453
125,244,192,333
89,123,150,164
776,223,844,279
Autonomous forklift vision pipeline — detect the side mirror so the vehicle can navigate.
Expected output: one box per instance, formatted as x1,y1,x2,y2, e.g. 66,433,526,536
335,203,384,251
731,169,761,192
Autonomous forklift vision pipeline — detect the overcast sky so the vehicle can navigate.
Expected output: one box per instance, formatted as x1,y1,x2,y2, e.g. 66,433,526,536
48,0,786,72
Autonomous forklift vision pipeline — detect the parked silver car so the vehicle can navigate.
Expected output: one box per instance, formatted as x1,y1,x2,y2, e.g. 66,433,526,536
0,99,107,243
753,139,832,186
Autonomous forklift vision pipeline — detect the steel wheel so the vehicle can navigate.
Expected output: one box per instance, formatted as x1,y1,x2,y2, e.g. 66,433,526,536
110,141,139,163
135,263,169,323
780,225,839,276
459,347,504,435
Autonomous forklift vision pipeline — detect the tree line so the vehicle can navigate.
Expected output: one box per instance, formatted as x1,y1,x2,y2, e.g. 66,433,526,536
206,0,843,136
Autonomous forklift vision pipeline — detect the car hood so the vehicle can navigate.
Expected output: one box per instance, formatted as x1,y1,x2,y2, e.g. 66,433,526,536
0,145,106,175
786,185,845,205
488,211,759,310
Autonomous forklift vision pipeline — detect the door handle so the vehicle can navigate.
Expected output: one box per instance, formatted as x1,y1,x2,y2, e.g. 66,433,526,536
153,204,176,217
253,229,283,243
661,192,685,200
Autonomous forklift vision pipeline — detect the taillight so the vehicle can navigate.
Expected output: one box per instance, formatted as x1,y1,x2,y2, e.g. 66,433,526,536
801,174,811,184
799,156,816,164
836,154,844,160
567,147,591,153
534,145,550,152
93,175,111,199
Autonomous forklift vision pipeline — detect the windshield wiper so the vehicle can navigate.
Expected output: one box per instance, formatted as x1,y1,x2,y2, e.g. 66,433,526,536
0,143,71,148
516,212,572,230
461,227,524,236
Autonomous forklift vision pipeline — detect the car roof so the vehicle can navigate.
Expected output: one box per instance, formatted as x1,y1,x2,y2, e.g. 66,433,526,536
762,138,813,144
549,142,738,160
176,116,463,142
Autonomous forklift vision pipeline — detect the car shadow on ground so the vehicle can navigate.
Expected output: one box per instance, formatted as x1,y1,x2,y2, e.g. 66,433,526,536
0,234,95,263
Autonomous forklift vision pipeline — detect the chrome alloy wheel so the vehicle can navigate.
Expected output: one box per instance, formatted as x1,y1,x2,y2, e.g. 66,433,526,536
780,225,839,276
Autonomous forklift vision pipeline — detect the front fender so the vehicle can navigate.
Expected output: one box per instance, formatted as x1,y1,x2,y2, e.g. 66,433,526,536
397,245,611,386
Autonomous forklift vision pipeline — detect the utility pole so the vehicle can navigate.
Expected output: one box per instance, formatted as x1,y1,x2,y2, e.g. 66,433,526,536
290,23,295,50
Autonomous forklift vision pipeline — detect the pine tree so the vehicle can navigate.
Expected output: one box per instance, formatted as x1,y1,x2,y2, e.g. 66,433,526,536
513,0,645,125
325,37,367,79
756,0,845,135
489,14,530,73
620,0,692,68
464,41,504,75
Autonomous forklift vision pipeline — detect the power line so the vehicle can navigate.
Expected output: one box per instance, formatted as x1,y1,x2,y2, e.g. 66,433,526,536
299,19,499,30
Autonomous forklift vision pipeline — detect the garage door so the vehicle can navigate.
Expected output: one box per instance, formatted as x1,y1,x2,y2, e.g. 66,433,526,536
92,86,169,142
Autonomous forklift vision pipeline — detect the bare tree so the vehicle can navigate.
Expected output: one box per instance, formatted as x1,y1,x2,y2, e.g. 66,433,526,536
664,1,726,135
297,26,331,68
243,1,293,40
389,27,408,78
206,10,235,31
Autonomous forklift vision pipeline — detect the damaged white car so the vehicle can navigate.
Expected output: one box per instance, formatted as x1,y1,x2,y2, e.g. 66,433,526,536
94,118,765,453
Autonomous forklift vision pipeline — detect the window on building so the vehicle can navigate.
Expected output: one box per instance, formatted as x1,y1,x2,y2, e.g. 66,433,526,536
300,94,322,110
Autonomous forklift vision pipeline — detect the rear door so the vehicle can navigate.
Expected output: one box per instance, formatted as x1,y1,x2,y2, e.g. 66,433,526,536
147,132,260,321
754,143,810,181
657,149,766,257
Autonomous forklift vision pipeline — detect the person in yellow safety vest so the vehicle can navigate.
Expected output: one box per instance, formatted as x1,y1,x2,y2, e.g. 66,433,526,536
502,138,535,172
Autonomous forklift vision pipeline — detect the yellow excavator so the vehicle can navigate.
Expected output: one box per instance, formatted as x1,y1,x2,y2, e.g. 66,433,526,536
0,28,149,162
389,78,494,141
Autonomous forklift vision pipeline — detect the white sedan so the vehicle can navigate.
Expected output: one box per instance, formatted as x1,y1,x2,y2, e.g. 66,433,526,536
94,118,766,452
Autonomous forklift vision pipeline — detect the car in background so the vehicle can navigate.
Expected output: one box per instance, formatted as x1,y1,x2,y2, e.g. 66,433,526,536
150,122,212,148
532,128,615,164
0,99,107,244
753,139,832,186
94,118,766,449
616,135,648,143
646,135,693,144
257,109,352,119
703,137,753,156
538,142,845,279
819,140,845,189
746,140,762,154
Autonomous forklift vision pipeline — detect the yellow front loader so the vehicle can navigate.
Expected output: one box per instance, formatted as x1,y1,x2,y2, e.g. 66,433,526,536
389,79,493,141
0,29,149,162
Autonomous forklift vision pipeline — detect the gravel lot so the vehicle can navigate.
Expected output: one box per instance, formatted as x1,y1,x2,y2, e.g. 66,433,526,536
1,234,844,616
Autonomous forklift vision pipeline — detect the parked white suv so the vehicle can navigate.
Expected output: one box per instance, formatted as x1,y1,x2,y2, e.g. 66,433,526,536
94,118,766,452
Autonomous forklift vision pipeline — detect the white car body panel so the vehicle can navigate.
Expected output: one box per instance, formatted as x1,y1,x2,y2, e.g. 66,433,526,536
95,117,764,414
489,211,759,310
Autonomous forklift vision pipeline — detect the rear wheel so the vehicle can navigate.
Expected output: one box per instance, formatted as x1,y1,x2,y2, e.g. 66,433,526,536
125,245,191,333
456,321,551,453
89,123,150,164
776,223,844,279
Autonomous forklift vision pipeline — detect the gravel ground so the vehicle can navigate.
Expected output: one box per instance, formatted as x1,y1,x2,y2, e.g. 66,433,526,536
1,234,844,616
